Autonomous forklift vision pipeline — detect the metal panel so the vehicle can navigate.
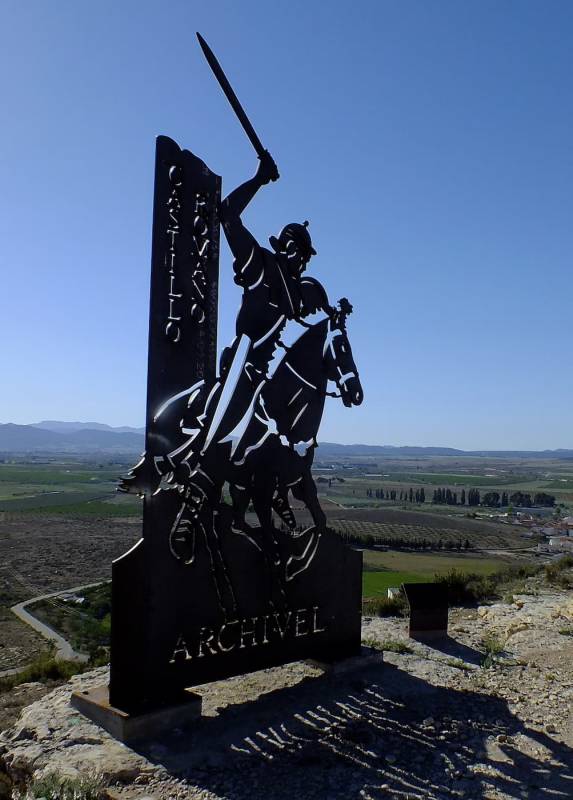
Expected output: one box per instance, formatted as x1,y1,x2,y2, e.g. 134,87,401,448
110,130,364,713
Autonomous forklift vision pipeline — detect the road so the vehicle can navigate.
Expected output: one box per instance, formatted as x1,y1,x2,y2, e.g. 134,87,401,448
7,581,110,668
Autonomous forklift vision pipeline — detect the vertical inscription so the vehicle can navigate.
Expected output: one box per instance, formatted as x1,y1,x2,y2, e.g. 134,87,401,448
164,173,213,341
190,191,212,324
165,165,183,343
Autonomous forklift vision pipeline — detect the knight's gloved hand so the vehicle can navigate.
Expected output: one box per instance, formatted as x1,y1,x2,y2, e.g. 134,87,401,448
256,150,279,185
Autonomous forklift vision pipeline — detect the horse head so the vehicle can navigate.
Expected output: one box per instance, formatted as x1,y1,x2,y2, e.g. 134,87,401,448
324,298,363,408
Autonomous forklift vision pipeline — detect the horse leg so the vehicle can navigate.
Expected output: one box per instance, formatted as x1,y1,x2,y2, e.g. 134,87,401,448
197,483,238,621
229,482,251,530
252,470,287,608
300,469,327,532
285,465,326,581
270,443,298,530
289,453,327,532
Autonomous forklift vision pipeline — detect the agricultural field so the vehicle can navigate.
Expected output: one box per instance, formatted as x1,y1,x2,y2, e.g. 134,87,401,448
288,503,533,552
330,516,523,550
312,453,573,511
2,454,571,518
0,455,557,669
361,550,520,597
0,461,141,517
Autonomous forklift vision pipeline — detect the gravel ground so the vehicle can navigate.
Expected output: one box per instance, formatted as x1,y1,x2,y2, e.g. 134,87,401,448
1,584,572,800
0,515,139,599
0,609,48,674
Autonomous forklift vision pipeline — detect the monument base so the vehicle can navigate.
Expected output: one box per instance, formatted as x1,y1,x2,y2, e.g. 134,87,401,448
71,685,202,743
306,645,384,674
410,629,448,641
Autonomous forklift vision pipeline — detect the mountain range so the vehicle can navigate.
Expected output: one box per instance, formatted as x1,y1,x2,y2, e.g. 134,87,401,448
0,422,144,454
0,421,572,459
32,420,145,435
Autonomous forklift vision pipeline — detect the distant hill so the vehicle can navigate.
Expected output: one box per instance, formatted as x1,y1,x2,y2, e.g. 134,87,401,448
0,423,144,454
317,443,464,456
317,442,573,459
33,420,145,435
0,422,571,458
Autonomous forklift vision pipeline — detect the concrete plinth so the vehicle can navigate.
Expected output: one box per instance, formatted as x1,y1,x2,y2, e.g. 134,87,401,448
71,685,202,743
306,645,384,674
410,629,448,641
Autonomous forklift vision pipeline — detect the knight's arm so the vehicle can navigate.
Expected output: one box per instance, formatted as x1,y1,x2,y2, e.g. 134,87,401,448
219,151,279,222
219,152,279,279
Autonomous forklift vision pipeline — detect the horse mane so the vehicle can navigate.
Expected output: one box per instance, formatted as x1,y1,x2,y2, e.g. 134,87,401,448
273,317,329,383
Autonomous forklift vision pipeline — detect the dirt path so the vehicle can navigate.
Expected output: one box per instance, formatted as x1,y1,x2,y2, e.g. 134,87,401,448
9,581,107,664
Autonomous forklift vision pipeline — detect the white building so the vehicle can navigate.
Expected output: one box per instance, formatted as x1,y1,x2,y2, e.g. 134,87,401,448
548,536,573,553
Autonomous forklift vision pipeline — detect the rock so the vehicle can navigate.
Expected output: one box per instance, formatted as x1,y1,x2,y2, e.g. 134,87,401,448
12,682,43,694
0,669,159,789
8,724,36,742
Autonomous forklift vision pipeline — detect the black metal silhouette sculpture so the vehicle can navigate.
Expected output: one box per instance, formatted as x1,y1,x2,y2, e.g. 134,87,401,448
109,35,364,713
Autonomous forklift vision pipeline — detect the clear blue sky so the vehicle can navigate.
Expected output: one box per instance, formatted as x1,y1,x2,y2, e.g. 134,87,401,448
1,0,571,449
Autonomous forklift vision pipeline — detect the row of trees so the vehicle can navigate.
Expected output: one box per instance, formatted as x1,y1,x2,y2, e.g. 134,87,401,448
432,487,481,506
367,486,556,509
481,491,555,508
366,488,426,503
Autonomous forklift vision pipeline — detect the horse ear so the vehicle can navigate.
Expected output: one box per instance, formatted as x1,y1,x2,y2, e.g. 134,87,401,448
333,297,353,329
337,297,353,317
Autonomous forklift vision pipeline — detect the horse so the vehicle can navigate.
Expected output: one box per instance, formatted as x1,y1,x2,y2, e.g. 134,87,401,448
169,303,363,596
121,303,363,613
227,306,363,534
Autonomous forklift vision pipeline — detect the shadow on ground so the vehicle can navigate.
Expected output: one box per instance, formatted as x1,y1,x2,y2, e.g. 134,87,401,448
132,659,573,800
415,634,484,665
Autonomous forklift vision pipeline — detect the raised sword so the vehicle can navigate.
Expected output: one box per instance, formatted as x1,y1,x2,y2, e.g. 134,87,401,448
196,32,268,161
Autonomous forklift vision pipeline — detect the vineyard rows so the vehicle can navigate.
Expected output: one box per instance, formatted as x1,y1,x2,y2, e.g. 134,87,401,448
330,519,524,549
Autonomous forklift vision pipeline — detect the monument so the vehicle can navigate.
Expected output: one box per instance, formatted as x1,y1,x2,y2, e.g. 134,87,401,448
73,34,364,736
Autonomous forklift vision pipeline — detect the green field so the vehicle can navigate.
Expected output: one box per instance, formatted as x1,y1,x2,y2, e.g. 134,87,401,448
383,472,538,487
361,550,508,597
0,462,141,516
0,464,117,485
